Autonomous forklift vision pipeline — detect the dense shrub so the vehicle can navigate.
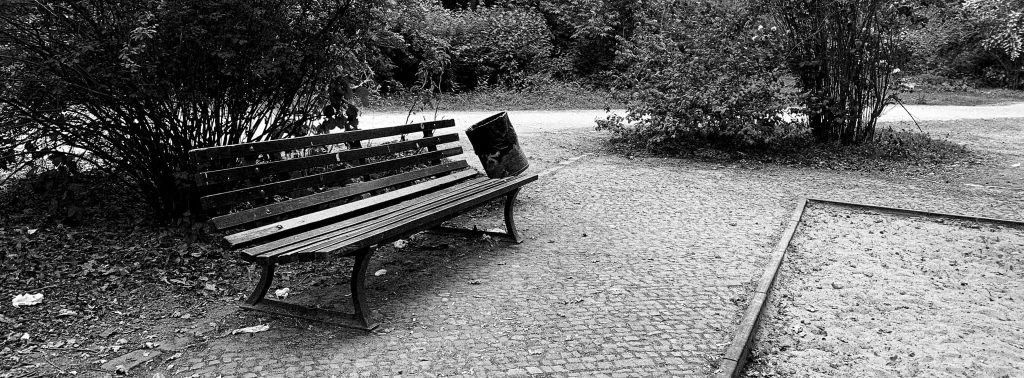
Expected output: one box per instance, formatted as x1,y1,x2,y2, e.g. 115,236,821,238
768,0,910,144
0,0,392,219
596,1,793,149
385,3,553,92
905,0,1024,88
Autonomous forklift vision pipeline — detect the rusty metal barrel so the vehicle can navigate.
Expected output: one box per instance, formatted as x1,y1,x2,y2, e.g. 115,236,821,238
465,112,529,178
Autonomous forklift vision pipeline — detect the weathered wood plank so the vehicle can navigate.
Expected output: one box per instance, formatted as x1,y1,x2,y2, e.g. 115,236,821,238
223,170,481,247
194,134,460,187
199,147,464,210
253,174,539,264
208,161,472,230
189,120,456,162
240,177,510,258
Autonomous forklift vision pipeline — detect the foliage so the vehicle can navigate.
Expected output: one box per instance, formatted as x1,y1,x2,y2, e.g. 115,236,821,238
905,0,1024,88
0,0,391,219
960,0,1024,87
384,3,552,92
768,0,910,144
596,0,793,149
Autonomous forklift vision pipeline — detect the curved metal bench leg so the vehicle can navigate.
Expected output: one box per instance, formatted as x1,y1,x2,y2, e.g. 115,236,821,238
245,262,276,305
350,248,377,330
504,188,524,244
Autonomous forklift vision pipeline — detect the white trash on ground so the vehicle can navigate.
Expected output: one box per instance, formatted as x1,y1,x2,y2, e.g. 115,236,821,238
374,269,387,277
12,293,43,307
393,239,408,249
231,324,270,335
274,288,291,299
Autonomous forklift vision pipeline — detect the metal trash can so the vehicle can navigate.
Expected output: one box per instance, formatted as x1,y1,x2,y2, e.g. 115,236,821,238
465,112,529,178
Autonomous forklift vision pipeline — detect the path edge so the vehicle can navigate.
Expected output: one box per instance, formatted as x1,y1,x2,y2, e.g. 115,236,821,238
715,197,808,378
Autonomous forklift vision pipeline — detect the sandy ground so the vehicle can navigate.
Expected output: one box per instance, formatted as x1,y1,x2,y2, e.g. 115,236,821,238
743,205,1024,378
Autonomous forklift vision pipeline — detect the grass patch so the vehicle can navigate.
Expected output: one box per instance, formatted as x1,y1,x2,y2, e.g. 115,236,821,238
365,80,622,112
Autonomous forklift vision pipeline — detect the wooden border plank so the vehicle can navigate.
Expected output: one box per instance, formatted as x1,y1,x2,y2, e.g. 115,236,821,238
716,198,807,378
716,198,1024,378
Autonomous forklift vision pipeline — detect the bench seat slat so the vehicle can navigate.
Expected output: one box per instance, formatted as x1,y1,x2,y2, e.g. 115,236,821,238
245,174,538,264
223,169,481,247
209,160,471,231
266,178,514,259
189,120,456,162
200,147,463,210
195,133,460,187
240,177,506,258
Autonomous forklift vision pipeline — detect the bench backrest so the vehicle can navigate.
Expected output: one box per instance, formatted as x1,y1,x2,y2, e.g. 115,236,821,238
188,120,473,232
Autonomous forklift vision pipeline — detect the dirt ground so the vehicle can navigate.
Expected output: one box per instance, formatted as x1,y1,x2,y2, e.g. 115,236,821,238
743,206,1024,377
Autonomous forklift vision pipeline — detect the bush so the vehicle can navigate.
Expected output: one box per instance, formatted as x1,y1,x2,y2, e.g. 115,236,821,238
597,1,793,149
385,3,553,92
0,0,392,220
768,0,910,145
904,0,1024,89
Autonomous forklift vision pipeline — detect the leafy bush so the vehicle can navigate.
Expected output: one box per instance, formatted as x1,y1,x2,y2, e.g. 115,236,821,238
768,0,910,145
0,0,392,220
905,0,1024,88
385,3,553,92
597,1,793,149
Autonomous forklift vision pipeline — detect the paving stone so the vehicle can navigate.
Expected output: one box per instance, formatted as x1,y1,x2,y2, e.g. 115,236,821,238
101,349,162,373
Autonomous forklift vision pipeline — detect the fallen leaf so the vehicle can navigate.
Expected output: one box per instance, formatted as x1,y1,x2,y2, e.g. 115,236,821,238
231,324,269,335
274,288,291,299
393,239,408,249
57,309,78,317
12,293,43,307
374,269,387,277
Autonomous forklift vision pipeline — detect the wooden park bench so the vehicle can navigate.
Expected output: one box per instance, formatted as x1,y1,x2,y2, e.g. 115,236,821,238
187,120,537,330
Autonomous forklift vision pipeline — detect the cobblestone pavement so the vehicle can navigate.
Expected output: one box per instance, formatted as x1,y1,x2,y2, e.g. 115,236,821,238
139,127,1021,378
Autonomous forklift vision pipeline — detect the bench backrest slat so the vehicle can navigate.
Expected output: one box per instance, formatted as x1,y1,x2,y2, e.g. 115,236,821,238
208,160,470,230
199,146,463,210
190,119,475,233
189,120,456,163
194,134,460,187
